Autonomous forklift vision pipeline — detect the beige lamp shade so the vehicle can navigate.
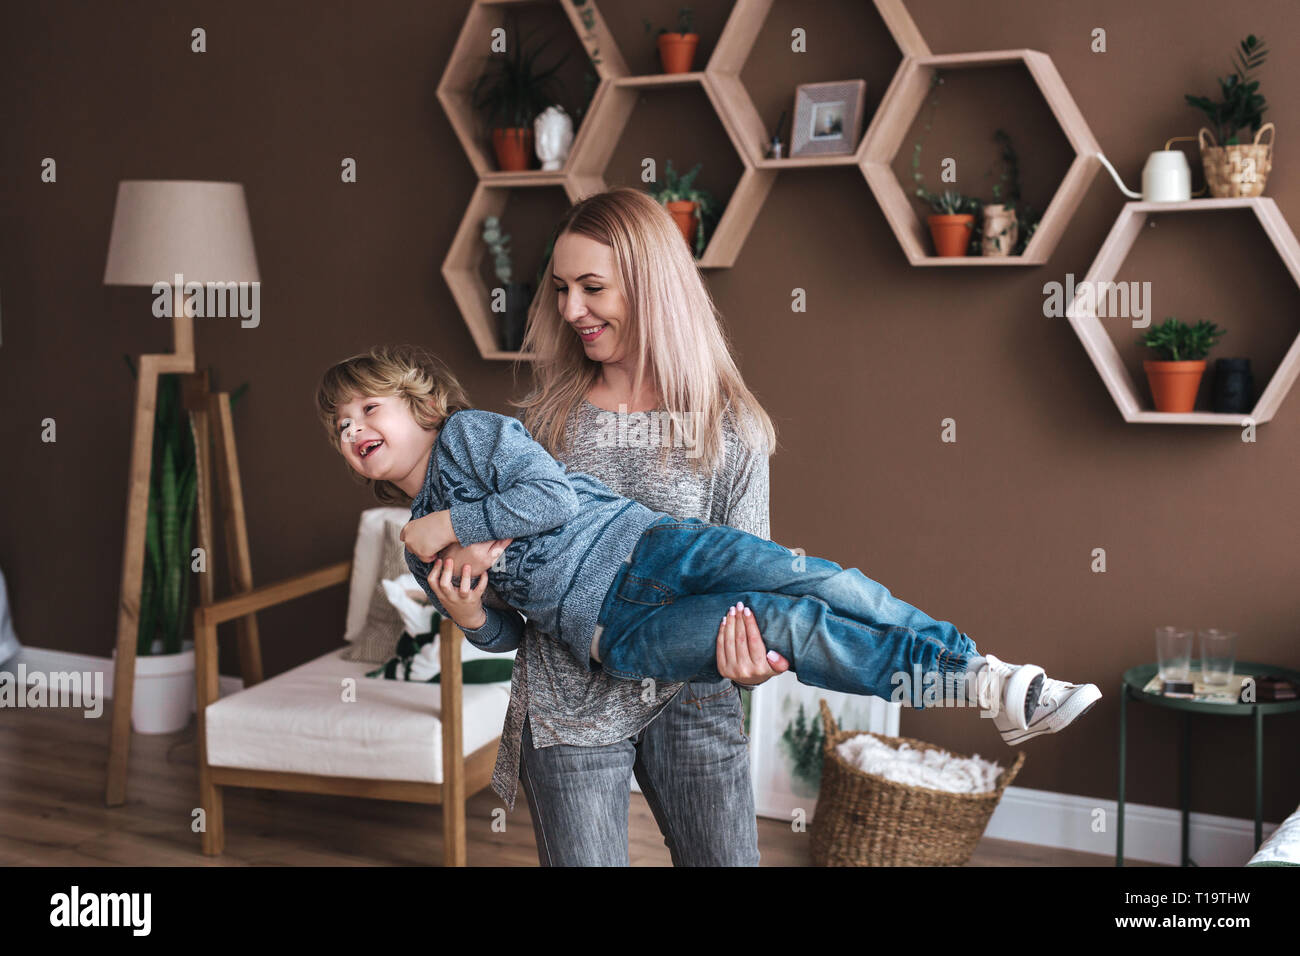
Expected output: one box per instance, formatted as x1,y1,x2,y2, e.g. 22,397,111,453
103,180,259,286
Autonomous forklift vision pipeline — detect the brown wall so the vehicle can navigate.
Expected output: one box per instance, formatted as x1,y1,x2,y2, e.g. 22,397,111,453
3,0,1298,822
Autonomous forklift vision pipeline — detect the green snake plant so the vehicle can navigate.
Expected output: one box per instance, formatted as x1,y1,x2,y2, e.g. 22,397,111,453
122,356,247,656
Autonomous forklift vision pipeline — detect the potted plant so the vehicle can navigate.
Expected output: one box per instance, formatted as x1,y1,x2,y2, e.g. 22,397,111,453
909,70,979,257
1185,34,1273,197
471,17,570,171
1138,317,1227,412
916,187,980,257
643,6,698,74
117,359,247,733
647,159,718,258
483,215,530,351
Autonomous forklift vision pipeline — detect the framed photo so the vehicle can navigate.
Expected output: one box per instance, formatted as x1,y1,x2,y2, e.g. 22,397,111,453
790,79,867,158
748,671,900,821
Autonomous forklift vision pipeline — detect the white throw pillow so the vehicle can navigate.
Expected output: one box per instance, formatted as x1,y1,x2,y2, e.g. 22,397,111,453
343,507,410,643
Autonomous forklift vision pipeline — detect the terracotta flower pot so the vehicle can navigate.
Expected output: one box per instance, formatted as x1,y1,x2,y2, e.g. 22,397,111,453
927,214,974,257
657,33,699,73
1143,359,1207,413
491,127,534,171
666,199,698,250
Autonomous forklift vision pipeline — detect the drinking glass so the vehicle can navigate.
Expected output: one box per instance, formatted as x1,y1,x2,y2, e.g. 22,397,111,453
1199,628,1237,686
1156,626,1193,682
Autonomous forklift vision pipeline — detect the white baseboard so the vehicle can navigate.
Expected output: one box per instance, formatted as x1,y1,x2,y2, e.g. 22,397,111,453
3,646,1281,865
986,784,1277,867
8,645,245,703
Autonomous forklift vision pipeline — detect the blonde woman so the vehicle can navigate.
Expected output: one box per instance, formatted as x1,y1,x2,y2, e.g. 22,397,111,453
497,186,785,866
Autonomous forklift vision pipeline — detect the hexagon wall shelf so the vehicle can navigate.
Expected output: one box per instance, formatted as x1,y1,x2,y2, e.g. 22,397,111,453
860,50,1101,266
1065,198,1300,425
712,0,930,168
441,177,580,361
436,0,627,182
441,0,1112,359
567,70,774,269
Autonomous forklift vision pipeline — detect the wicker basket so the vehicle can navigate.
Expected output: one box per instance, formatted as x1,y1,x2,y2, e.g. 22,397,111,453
1198,123,1274,198
809,699,1025,866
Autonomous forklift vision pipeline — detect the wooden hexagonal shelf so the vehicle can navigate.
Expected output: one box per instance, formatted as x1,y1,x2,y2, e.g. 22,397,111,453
709,0,929,169
437,0,627,182
442,177,579,361
567,69,776,269
860,50,1100,266
1065,198,1300,425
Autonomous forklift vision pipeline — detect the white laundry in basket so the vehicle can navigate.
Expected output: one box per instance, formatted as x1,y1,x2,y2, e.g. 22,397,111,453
836,734,1004,794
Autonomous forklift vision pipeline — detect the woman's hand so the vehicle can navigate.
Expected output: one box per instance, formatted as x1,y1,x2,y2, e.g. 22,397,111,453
426,556,490,631
716,602,789,686
436,537,512,579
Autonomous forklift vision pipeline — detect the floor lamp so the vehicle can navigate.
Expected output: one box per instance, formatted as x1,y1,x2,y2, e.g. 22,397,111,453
102,180,262,806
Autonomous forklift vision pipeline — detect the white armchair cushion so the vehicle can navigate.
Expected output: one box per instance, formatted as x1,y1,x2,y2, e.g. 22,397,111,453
204,646,509,784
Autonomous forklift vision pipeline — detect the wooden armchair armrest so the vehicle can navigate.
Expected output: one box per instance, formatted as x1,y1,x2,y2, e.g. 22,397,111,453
193,560,351,707
196,560,351,626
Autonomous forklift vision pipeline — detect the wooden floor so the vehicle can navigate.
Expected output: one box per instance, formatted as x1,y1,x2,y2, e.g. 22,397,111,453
0,702,1152,866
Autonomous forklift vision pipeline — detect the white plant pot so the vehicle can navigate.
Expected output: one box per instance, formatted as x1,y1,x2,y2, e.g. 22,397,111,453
113,639,195,734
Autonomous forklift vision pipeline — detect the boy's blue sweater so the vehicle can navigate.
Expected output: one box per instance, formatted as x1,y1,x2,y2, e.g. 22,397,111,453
404,408,664,666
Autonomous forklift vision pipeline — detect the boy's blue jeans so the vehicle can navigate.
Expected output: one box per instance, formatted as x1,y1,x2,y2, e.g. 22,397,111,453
593,516,980,707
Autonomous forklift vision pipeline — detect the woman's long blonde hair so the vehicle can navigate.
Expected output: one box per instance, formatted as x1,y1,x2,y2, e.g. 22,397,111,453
512,186,775,473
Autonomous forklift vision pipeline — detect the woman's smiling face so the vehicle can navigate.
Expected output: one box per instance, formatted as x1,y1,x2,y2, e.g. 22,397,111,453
551,231,630,364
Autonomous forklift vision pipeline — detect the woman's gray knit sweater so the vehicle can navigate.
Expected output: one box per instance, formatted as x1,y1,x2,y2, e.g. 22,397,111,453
489,399,771,809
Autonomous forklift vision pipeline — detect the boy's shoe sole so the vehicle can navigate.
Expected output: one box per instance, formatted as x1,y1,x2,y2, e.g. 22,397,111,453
999,679,1103,745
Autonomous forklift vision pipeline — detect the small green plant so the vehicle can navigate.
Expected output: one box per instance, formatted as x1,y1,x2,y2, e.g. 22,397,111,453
1185,34,1268,146
1138,317,1227,361
910,70,946,199
920,188,980,216
986,129,1041,255
647,159,718,258
482,216,513,284
643,5,694,36
570,0,603,69
470,13,570,129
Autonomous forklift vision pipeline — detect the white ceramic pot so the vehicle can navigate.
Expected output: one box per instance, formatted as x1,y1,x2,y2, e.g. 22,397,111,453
114,639,195,734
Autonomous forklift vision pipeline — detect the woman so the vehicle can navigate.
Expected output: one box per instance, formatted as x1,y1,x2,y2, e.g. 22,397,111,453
489,187,787,866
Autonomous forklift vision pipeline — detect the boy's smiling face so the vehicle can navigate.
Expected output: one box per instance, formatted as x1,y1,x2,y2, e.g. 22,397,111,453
335,392,439,498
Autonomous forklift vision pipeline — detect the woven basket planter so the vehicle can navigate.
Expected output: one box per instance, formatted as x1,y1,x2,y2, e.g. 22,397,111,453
1198,123,1274,198
809,699,1025,866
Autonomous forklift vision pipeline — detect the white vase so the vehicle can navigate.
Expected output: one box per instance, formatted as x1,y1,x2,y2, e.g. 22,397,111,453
534,105,574,171
113,639,195,734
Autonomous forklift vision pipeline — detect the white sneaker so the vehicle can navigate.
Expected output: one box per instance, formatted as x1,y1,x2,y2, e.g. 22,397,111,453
973,654,1044,734
999,677,1103,746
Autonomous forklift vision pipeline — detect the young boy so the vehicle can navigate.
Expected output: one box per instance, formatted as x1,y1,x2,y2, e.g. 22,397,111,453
318,345,1101,745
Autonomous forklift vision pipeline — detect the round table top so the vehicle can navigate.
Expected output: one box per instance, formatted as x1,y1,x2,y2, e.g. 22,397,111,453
1122,661,1300,715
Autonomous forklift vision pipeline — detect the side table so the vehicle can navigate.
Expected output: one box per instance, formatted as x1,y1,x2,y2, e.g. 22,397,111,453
1117,660,1300,866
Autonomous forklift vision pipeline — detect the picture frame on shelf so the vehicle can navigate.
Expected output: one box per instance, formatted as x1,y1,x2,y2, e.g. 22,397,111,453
791,79,867,158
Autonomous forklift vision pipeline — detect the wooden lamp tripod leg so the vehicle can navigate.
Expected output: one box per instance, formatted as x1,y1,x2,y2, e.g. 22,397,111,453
208,390,262,686
105,353,193,807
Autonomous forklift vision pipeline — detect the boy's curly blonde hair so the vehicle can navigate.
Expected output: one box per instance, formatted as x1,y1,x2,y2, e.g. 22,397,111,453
315,344,472,504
